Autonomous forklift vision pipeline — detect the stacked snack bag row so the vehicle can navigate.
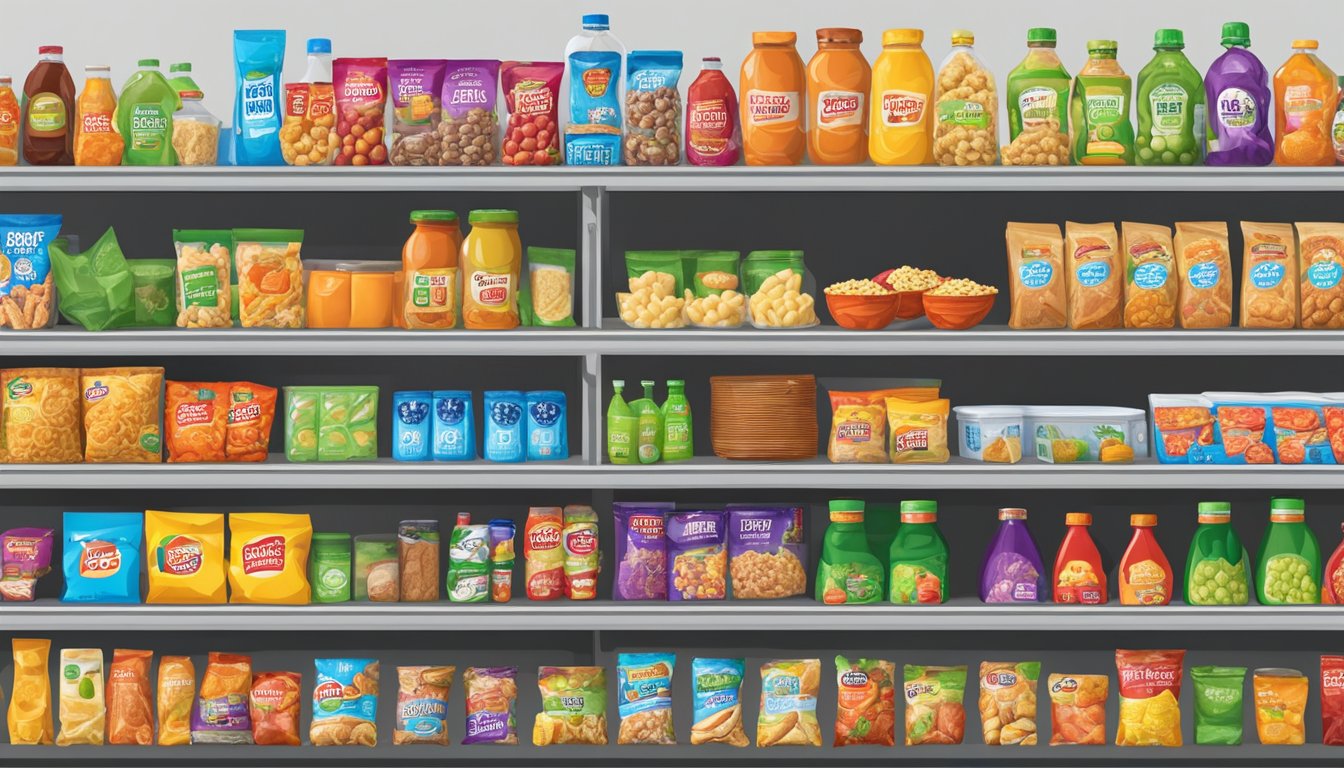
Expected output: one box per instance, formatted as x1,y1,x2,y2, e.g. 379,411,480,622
6,640,1344,748
1151,390,1344,464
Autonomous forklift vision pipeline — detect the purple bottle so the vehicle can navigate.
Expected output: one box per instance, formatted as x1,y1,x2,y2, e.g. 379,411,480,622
1205,21,1273,165
979,507,1046,603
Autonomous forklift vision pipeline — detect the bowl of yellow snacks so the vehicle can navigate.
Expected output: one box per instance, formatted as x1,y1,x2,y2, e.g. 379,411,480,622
824,279,899,330
922,278,999,330
873,265,944,320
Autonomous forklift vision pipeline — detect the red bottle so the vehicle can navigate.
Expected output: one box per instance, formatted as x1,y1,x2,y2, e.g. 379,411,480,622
685,57,740,166
1053,512,1107,604
1324,522,1344,603
1118,513,1172,605
21,45,75,165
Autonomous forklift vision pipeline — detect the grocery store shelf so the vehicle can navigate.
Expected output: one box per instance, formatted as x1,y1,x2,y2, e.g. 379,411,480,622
2,598,1340,632
1,457,1340,489
7,323,1344,356
1,164,1342,192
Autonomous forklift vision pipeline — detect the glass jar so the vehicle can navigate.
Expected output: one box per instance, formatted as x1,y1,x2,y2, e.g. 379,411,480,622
171,90,220,165
310,532,352,603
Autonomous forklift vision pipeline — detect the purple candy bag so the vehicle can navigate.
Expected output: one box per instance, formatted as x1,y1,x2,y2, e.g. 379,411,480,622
0,527,54,601
463,666,518,745
613,503,673,601
666,510,726,601
439,60,501,166
726,506,807,599
388,59,447,166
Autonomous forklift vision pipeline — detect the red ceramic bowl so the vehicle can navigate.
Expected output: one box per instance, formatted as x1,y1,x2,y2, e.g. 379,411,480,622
825,292,901,330
922,292,996,330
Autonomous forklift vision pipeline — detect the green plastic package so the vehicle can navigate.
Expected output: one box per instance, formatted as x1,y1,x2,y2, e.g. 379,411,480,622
129,259,176,326
620,251,686,328
284,385,379,462
48,227,136,331
527,247,576,327
684,251,742,328
1192,665,1246,745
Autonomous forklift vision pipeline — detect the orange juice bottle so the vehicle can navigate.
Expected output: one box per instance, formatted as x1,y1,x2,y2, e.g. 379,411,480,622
402,210,461,330
869,28,934,165
807,28,870,164
0,77,18,166
1274,39,1338,166
740,31,806,165
462,209,521,330
74,65,123,166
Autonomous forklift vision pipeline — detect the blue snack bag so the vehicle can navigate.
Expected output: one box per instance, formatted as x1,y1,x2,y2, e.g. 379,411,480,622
526,390,568,461
565,50,621,166
393,390,431,462
232,30,285,165
0,214,62,327
484,390,525,463
432,390,475,461
62,512,143,603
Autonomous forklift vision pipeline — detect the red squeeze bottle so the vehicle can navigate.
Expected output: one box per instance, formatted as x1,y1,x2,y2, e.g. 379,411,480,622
1118,513,1172,605
1053,512,1107,604
685,57,740,166
1324,522,1344,604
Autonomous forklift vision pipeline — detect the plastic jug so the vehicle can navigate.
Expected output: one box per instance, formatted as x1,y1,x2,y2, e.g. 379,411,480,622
740,31,806,165
1004,27,1071,166
1205,21,1273,165
1071,40,1134,164
1184,501,1251,605
115,59,180,165
806,27,870,164
1136,29,1205,166
868,28,933,165
1118,513,1173,605
1256,497,1321,605
888,500,948,604
816,499,884,604
1274,39,1338,165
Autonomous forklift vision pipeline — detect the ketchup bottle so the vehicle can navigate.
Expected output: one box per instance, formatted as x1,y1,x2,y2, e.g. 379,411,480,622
1118,513,1173,605
1053,512,1107,604
685,57,740,166
21,45,75,165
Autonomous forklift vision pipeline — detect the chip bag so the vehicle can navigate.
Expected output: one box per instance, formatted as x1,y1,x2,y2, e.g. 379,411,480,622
528,247,576,327
1240,222,1298,329
1191,665,1246,745
145,510,226,604
394,666,454,745
1005,222,1066,329
0,214,61,330
8,638,54,745
1174,221,1233,329
1323,655,1344,746
757,659,821,747
886,397,950,463
1048,673,1107,745
904,664,967,745
81,366,164,462
534,666,607,746
1297,221,1344,330
834,656,896,747
250,671,302,746
617,653,675,745
55,648,105,746
1253,667,1307,745
311,658,379,747
1,367,82,463
61,512,143,603
1121,221,1178,328
690,657,747,747
0,527,54,601
227,512,313,604
463,666,518,745
234,229,304,328
165,381,231,461
106,649,153,745
1115,649,1184,747
157,655,194,746
173,229,232,329
979,661,1040,746
1065,221,1122,329
828,396,888,464
226,381,277,461
193,652,253,744
47,227,136,331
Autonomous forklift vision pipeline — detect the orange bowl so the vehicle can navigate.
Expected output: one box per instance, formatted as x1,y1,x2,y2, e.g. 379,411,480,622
922,292,996,330
825,292,901,330
892,288,932,320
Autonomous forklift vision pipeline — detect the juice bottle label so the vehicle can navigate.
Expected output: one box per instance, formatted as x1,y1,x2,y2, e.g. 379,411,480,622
468,271,511,307
129,103,169,151
816,90,863,126
1216,87,1257,129
1082,88,1127,156
1148,82,1189,136
880,89,926,126
745,90,798,125
1018,86,1059,130
27,92,67,135
1284,84,1323,125
688,98,732,154
81,108,114,135
936,99,989,130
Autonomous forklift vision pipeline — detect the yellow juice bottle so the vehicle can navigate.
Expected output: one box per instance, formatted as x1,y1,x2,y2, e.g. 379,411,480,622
868,28,934,165
461,209,521,330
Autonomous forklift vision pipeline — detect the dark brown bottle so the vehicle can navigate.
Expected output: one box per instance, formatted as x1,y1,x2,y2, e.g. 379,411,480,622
22,45,75,165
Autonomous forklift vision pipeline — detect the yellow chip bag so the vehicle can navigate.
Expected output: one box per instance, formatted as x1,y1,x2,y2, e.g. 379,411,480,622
145,510,227,604
1116,649,1184,747
8,638,54,745
81,366,164,463
227,513,312,604
886,397,951,464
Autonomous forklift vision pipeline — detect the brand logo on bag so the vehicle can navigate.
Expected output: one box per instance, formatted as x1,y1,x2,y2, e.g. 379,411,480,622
241,535,287,576
515,83,554,115
1324,668,1344,690
339,74,381,101
1051,677,1079,693
690,99,729,131
836,422,872,441
527,523,562,551
313,680,344,704
80,540,121,578
84,382,110,402
176,401,214,427
893,427,930,452
629,514,663,537
840,671,870,687
81,111,113,134
228,401,262,426
985,671,1018,688
162,535,203,575
565,528,597,555
243,73,276,120
285,83,309,117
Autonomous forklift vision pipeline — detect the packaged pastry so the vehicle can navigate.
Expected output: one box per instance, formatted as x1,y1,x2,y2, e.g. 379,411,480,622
691,657,747,747
233,229,304,328
904,664,967,745
1174,221,1233,328
1296,222,1344,329
1065,221,1122,329
1121,221,1177,328
1048,673,1107,745
1240,222,1298,328
192,653,253,744
106,649,154,745
757,659,822,747
156,655,195,746
398,519,439,603
1,367,82,463
55,648,106,746
978,661,1039,746
1005,222,1066,329
80,366,164,463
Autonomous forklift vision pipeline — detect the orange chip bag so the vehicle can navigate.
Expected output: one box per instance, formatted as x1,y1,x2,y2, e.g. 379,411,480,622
193,652,254,744
1048,673,1107,745
145,510,227,604
157,655,195,746
1115,649,1184,747
107,649,154,745
226,382,277,461
165,381,230,462
1253,667,1308,745
250,671,303,746
228,513,313,604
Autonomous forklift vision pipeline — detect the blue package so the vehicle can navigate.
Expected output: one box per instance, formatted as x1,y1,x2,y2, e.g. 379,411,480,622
565,129,621,165
393,391,432,462
526,390,568,461
0,214,62,307
484,390,525,463
432,390,476,461
568,50,621,127
62,512,143,603
232,30,285,165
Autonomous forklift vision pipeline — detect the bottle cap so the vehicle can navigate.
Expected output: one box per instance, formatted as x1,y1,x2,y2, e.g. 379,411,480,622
1027,27,1057,45
1270,496,1305,511
667,379,685,387
753,31,797,47
612,379,624,387
830,499,865,512
883,28,924,47
1198,501,1231,515
85,65,111,74
138,58,160,68
1131,513,1158,527
1153,29,1184,50
900,499,937,513
582,13,610,29
951,29,974,46
1087,39,1118,54
1292,39,1319,50
409,210,458,223
308,38,332,55
817,28,862,44
703,56,721,62
467,209,518,225
1065,512,1092,526
998,507,1027,520
179,90,204,100
1220,22,1250,47
640,379,655,387
169,62,192,73
38,46,62,55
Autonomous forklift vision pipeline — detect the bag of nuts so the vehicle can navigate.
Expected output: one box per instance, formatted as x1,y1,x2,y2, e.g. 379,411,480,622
436,60,500,167
933,30,997,166
334,57,389,166
624,50,683,166
387,59,446,166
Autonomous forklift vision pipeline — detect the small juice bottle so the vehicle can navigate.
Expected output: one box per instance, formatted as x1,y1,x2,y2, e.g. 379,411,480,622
631,380,662,464
21,45,76,165
401,210,461,330
1135,29,1205,166
606,379,637,465
460,209,521,330
660,379,693,462
0,77,18,166
1118,513,1173,605
1003,28,1071,166
868,28,934,165
806,27,870,164
74,65,123,166
685,57,740,166
740,31,806,165
1053,512,1107,604
115,59,179,165
1071,40,1134,165
1274,39,1338,165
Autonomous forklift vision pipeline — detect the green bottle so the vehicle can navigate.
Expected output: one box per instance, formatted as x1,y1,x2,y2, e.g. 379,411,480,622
660,379,693,462
606,379,637,465
309,533,352,603
1005,28,1071,159
115,58,180,165
1071,40,1135,164
1184,501,1251,605
631,379,663,464
167,62,201,96
1256,497,1321,605
1136,29,1205,165
889,500,949,604
816,499,884,604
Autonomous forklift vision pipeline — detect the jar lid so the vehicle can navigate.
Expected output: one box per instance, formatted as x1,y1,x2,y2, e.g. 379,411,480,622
951,29,974,46
883,28,923,47
1220,22,1250,47
410,210,458,224
1027,27,1057,45
753,31,797,47
138,58,161,68
1153,29,1184,50
998,507,1027,520
817,27,862,44
1131,513,1157,527
1065,512,1092,526
468,209,519,225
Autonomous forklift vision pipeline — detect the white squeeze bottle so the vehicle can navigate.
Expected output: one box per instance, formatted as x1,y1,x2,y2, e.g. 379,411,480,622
564,14,626,60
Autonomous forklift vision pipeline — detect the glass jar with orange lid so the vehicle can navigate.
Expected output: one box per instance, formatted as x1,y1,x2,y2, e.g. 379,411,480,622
869,28,934,165
807,28,870,164
401,210,462,330
462,209,521,330
74,65,123,166
1274,39,1338,166
740,31,806,165
0,77,17,166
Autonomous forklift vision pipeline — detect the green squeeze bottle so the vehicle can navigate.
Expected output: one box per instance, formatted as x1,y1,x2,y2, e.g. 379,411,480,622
1071,40,1135,164
115,58,180,165
631,379,663,464
1136,29,1205,165
1256,497,1321,605
816,499,884,604
606,379,637,465
889,499,949,604
1184,501,1251,606
660,379,693,462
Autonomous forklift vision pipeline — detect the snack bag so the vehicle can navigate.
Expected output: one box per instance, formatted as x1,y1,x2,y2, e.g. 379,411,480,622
690,657,747,747
523,507,564,600
624,50,683,165
398,519,440,603
165,381,230,461
81,366,164,463
1065,221,1122,329
106,649,153,745
334,58,389,166
500,61,563,166
743,250,818,328
311,659,379,747
1115,649,1184,747
192,653,253,744
62,512,143,603
667,510,727,601
281,77,337,166
562,505,598,600
387,59,446,166
979,661,1039,746
55,648,105,746
129,258,176,326
1121,222,1177,328
437,60,500,166
617,653,675,745
613,504,669,600
726,506,806,599
432,390,475,461
484,390,526,463
684,251,744,328
234,229,303,328
886,397,950,463
250,671,302,746
0,214,61,330
0,527,54,601
47,227,137,331
757,659,821,747
156,656,195,746
534,666,607,746
1048,673,1107,745
528,248,576,326
566,50,622,165
526,390,568,461
1323,655,1344,745
463,666,519,745
226,381,277,461
1174,221,1233,328
904,665,967,745
1,367,82,463
1005,222,1066,329
227,512,313,604
145,510,226,604
834,656,896,747
1296,222,1344,329
394,666,454,745
1191,665,1246,745
173,229,232,329
1253,668,1307,745
619,251,686,328
9,638,54,745
828,391,888,464
1240,222,1298,328
232,30,286,165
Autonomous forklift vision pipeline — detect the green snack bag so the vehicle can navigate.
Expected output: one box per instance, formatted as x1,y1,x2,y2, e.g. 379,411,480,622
1192,665,1246,745
684,251,743,328
128,259,176,327
742,250,816,328
816,499,885,604
620,251,685,328
527,247,576,327
284,386,320,462
48,227,137,331
319,386,380,462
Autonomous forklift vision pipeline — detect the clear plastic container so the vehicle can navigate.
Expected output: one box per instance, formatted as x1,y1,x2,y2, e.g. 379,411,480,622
953,405,1025,463
1022,405,1147,462
564,14,626,61
171,90,220,166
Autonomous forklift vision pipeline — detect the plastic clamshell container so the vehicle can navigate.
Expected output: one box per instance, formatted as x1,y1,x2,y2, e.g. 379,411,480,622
953,405,1025,463
1021,405,1148,463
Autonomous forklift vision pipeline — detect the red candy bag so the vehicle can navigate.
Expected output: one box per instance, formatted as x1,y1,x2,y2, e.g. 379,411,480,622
1324,655,1344,746
500,61,562,166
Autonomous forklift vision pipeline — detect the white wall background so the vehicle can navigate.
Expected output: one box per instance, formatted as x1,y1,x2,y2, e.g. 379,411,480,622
2,0,1337,137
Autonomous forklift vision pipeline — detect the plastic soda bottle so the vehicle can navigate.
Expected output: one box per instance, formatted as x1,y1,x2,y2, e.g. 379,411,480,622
167,62,200,96
1136,29,1205,166
606,379,637,465
1274,39,1338,165
888,500,949,604
0,77,18,166
868,28,934,164
1071,40,1134,164
660,379,693,462
631,380,662,464
74,65,123,166
115,59,180,165
1205,21,1273,165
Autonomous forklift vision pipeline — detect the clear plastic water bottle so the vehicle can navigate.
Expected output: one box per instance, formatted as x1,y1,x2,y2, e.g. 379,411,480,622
564,13,626,61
